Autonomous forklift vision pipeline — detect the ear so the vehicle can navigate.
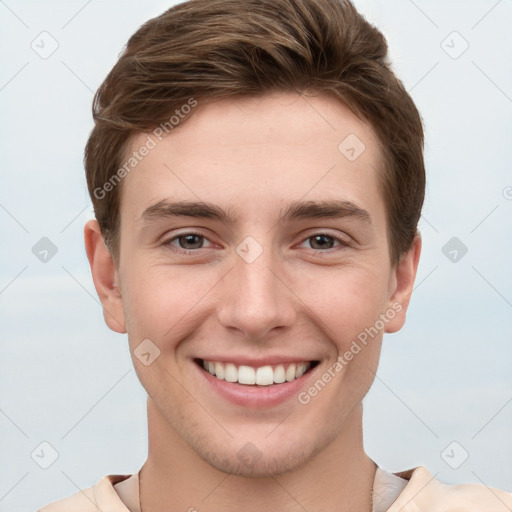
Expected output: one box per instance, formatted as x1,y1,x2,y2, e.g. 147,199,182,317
384,233,422,333
84,219,126,334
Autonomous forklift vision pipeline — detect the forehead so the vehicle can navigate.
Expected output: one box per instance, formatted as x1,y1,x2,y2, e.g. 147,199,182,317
120,92,385,225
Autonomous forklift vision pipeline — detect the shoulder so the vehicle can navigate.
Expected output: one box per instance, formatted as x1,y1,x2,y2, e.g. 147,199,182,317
390,466,512,511
38,474,132,512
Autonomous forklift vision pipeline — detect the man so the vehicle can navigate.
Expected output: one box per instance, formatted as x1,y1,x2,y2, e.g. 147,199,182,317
39,0,512,510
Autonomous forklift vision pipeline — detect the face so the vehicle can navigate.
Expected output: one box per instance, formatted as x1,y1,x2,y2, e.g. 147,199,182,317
88,91,419,477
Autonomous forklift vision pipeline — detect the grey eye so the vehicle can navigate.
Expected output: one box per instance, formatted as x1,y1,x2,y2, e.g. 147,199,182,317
176,234,205,249
307,235,337,250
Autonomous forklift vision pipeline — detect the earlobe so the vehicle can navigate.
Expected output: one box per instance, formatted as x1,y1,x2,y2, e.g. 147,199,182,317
84,220,127,334
384,233,422,334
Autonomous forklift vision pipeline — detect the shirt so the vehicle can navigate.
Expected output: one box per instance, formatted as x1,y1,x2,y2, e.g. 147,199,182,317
37,465,512,511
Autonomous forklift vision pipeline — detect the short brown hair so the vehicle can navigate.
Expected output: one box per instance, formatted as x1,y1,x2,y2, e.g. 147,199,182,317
85,0,425,264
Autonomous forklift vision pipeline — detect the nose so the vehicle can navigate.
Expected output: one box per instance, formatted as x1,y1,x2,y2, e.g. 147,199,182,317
216,242,297,341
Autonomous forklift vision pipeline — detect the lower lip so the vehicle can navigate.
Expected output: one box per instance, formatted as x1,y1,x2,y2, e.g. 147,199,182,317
195,362,317,408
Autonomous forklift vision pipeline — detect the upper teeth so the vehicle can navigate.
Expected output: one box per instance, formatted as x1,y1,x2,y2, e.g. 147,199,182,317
202,359,311,386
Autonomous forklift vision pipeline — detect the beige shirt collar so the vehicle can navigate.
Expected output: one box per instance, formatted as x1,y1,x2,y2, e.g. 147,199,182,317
113,465,512,512
39,465,512,512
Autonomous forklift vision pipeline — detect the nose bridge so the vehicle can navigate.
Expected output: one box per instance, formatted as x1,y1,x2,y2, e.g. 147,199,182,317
216,235,296,339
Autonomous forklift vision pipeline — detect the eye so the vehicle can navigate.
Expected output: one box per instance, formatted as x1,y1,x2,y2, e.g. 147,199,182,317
299,233,348,251
163,231,215,252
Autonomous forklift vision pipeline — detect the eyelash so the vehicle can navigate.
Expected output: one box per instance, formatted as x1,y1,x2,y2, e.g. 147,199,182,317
162,230,350,254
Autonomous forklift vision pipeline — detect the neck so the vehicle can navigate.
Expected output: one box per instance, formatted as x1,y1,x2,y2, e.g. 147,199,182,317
139,398,377,512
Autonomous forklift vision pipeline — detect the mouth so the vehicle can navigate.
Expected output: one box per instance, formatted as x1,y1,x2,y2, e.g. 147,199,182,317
195,358,320,386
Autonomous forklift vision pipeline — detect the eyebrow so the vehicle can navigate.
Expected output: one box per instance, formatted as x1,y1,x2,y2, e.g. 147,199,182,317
140,199,371,225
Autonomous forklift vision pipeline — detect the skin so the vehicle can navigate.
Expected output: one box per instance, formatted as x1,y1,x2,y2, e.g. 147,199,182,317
85,91,421,512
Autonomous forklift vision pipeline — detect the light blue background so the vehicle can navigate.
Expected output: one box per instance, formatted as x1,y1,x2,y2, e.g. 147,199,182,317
0,1,511,510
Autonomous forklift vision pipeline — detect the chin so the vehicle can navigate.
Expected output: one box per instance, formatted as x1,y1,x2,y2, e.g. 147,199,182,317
197,442,317,477
185,424,335,478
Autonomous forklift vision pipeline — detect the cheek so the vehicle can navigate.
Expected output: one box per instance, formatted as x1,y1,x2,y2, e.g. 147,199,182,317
301,264,391,346
121,262,217,346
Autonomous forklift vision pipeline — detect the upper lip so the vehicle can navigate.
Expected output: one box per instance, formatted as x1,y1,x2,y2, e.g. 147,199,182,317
196,356,319,366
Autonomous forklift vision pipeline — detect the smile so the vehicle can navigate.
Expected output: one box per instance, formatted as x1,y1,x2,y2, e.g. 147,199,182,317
197,358,318,386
